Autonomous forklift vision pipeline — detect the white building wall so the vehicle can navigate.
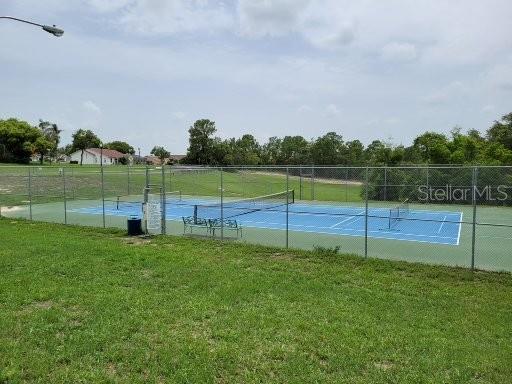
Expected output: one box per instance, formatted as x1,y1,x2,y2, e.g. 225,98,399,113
69,150,116,165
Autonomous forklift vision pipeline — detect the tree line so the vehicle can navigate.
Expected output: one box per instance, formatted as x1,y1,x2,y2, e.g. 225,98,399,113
182,114,512,166
1,112,511,166
0,120,170,165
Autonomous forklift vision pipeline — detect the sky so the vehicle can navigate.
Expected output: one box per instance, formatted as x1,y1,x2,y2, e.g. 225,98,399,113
1,0,511,155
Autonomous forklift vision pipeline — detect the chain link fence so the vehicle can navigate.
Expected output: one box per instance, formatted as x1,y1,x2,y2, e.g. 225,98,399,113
1,165,511,272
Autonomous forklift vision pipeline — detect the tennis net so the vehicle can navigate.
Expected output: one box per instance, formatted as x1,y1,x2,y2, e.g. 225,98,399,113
193,190,294,222
388,199,410,229
108,190,182,210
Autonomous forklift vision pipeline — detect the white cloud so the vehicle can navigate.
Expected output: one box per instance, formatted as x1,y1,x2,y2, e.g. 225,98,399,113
325,104,341,117
89,0,234,35
85,0,131,13
485,61,512,91
423,82,468,106
297,105,313,113
238,0,355,49
82,100,101,114
238,0,310,37
171,111,186,120
482,105,495,113
381,42,417,62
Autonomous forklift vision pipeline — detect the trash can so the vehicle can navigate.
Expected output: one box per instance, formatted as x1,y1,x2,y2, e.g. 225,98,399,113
127,216,143,236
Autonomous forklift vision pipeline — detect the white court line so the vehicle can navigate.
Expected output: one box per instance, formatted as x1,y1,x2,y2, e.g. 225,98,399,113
235,223,459,245
437,216,447,234
329,209,365,228
457,212,463,245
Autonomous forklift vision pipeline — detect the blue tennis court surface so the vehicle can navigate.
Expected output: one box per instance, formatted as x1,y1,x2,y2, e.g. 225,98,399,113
71,197,462,245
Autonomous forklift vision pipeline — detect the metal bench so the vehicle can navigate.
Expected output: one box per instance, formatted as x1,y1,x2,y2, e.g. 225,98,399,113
182,216,210,235
208,218,243,238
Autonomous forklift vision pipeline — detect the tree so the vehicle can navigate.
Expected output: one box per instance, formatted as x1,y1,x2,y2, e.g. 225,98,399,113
33,136,55,165
278,136,310,164
104,141,135,155
310,132,346,165
345,140,364,165
260,137,282,165
0,118,42,163
71,129,101,165
151,146,170,164
229,134,261,165
35,120,61,164
364,140,392,165
184,119,217,165
413,132,451,164
486,113,512,150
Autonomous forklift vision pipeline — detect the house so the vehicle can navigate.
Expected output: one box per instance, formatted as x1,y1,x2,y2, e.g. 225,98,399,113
69,148,125,165
169,154,186,164
143,154,186,165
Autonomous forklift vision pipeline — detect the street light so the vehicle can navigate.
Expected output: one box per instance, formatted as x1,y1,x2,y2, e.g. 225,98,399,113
0,16,64,37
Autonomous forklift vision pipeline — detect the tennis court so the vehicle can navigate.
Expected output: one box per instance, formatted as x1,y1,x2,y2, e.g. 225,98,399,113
70,192,462,245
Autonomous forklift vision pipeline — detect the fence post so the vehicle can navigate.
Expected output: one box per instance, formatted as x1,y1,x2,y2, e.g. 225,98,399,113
384,166,388,201
299,166,303,200
220,168,224,241
311,166,315,200
71,168,75,200
471,166,478,270
28,167,33,220
425,166,430,204
127,165,131,196
100,156,105,229
169,167,172,192
63,168,67,225
161,165,166,235
364,166,369,258
286,167,289,249
345,168,349,202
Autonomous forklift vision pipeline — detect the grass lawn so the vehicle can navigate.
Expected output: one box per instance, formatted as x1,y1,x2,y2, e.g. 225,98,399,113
0,166,363,208
1,219,511,383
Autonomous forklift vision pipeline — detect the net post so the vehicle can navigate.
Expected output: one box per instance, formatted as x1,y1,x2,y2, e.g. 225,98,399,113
161,165,166,235
471,166,478,270
364,166,369,258
28,167,33,221
220,167,224,241
286,167,289,249
62,168,67,225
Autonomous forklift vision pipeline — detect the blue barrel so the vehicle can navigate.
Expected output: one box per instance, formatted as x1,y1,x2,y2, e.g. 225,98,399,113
127,216,142,236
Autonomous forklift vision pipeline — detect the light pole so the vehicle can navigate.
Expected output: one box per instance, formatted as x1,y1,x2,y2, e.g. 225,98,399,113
0,16,64,36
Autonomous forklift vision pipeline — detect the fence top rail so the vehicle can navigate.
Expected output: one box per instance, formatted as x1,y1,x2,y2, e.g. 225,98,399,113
1,164,512,170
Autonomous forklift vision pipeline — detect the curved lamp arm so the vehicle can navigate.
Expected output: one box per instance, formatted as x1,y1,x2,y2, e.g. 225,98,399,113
0,16,64,37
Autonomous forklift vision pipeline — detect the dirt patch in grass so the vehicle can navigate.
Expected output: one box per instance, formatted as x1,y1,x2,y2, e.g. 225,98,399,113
247,171,364,186
18,300,54,314
121,237,152,246
374,361,394,371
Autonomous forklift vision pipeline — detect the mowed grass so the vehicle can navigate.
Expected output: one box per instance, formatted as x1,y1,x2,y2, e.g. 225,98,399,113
0,166,363,208
1,219,511,383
